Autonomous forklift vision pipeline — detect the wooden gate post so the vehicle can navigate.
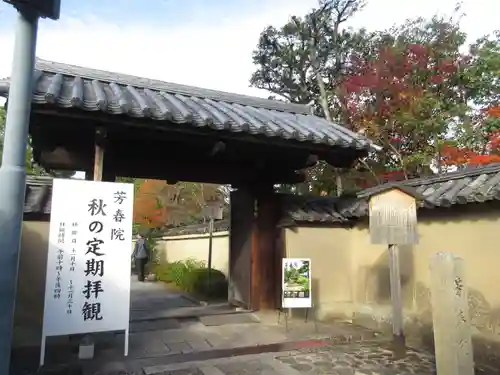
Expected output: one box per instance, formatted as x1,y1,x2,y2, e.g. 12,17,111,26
228,188,254,309
252,186,280,310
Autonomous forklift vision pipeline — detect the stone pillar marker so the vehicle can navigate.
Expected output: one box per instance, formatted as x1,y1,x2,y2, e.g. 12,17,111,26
429,252,474,375
358,185,424,349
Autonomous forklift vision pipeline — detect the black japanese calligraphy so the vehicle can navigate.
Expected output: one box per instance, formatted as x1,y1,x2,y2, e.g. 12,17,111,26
113,209,125,223
58,222,65,244
67,280,74,314
88,198,107,216
70,252,76,271
85,258,104,277
454,277,464,297
56,249,64,271
54,248,64,299
114,191,127,204
111,228,125,241
458,309,467,323
86,238,105,256
82,302,103,321
82,280,104,299
88,221,104,233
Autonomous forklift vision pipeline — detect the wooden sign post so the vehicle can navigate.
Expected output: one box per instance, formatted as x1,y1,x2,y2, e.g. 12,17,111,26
203,200,224,293
359,185,423,350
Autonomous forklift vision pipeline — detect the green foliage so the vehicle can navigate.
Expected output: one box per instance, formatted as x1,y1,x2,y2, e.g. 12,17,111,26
154,259,227,299
251,1,500,191
155,259,205,287
184,268,228,299
284,261,310,291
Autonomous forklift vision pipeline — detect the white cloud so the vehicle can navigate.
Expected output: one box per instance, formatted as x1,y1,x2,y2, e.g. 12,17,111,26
0,0,318,98
0,0,498,100
351,0,500,44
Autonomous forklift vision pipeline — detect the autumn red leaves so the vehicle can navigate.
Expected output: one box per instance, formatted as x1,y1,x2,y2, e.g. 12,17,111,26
133,179,168,229
341,43,500,173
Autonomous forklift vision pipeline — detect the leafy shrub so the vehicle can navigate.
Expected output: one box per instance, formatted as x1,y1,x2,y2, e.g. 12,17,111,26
155,258,205,289
185,267,228,299
154,259,228,299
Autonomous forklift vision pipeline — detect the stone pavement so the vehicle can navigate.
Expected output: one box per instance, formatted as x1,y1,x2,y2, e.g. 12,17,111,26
129,277,248,322
80,278,384,374
30,277,500,375
129,276,200,321
119,277,378,361
140,342,438,375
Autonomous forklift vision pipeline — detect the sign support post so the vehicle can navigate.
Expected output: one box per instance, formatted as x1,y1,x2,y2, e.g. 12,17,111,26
0,2,60,372
203,202,223,295
0,8,39,375
279,258,316,331
359,185,424,353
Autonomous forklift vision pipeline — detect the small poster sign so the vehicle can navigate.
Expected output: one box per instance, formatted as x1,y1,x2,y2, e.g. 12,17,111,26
40,179,134,365
282,258,312,308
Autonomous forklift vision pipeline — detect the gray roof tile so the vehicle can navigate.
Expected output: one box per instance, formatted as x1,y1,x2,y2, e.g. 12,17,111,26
279,194,366,224
162,220,229,236
0,59,372,151
281,164,500,224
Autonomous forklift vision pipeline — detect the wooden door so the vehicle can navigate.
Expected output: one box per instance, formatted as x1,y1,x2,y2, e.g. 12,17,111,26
228,189,254,308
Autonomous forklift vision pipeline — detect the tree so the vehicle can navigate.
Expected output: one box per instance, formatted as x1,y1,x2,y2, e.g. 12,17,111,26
251,0,374,116
251,0,375,195
133,179,169,231
157,182,228,225
251,2,500,192
440,106,500,168
132,179,230,233
342,41,465,182
438,29,500,169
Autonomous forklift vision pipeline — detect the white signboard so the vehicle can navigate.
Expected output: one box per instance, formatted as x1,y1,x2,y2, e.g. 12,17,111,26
282,258,312,309
40,179,134,364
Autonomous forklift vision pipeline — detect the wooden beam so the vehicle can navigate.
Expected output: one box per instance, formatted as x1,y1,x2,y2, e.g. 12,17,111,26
93,144,104,181
40,147,90,170
114,164,305,185
36,143,312,183
30,109,369,163
35,144,306,184
93,128,107,181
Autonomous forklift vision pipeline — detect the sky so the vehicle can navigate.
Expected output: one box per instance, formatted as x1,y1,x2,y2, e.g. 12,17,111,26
0,0,499,100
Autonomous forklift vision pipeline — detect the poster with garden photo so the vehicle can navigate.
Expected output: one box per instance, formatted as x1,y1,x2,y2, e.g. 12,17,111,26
282,258,312,308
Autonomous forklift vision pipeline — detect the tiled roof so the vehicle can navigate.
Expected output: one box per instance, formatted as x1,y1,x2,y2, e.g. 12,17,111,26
279,194,366,225
162,220,230,236
362,163,500,208
281,164,500,224
0,59,372,151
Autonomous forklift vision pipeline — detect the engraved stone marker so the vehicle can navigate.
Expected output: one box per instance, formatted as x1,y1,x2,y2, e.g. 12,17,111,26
429,252,474,375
